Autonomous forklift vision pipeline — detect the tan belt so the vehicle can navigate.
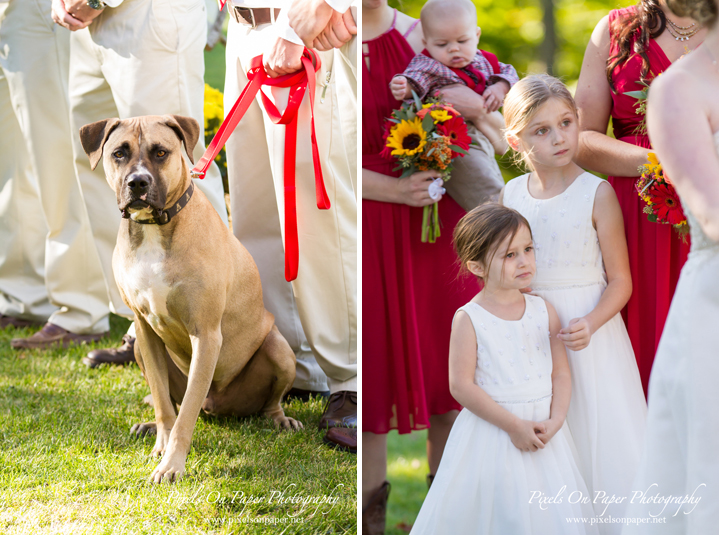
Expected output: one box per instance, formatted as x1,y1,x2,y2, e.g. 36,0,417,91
229,6,281,28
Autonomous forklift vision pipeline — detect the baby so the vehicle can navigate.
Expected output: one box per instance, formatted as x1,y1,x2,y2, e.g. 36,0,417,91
390,0,519,210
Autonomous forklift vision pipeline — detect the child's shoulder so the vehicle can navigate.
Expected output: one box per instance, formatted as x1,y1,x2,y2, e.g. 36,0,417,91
502,172,530,198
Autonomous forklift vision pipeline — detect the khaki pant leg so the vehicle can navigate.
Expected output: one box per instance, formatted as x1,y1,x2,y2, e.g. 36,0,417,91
444,125,504,211
225,21,327,392
229,24,357,393
1,0,112,331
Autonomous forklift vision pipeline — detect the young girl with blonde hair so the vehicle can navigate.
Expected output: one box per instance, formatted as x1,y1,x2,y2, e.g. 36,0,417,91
501,74,647,532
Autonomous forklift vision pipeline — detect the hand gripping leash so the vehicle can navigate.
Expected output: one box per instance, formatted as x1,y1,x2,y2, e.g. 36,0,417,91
191,49,330,281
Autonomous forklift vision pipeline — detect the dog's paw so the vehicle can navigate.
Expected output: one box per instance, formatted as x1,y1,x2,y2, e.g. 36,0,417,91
151,458,185,484
276,416,304,431
130,421,157,438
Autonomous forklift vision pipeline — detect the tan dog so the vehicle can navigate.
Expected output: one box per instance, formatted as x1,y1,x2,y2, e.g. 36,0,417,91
80,115,301,484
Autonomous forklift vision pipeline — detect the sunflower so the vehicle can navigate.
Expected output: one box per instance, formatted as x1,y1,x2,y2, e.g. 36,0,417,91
386,117,427,156
437,116,471,154
648,182,685,225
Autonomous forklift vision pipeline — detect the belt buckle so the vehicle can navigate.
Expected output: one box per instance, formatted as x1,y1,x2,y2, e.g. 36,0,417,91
233,7,257,29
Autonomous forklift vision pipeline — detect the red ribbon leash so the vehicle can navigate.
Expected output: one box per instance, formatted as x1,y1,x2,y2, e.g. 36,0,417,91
191,49,330,282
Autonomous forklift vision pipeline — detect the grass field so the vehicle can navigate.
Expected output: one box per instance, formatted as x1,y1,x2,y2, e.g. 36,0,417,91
0,317,357,534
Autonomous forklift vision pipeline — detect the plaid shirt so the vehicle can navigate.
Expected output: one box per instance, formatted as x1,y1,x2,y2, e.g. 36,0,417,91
398,50,519,100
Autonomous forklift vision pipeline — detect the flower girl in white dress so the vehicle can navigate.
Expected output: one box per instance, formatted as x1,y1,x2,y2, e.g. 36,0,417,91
410,204,597,535
501,75,647,532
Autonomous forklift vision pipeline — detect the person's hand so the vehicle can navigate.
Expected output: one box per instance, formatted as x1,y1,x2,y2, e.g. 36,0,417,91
264,38,304,78
288,0,335,47
52,0,103,31
558,317,593,351
395,171,445,207
390,76,410,101
311,9,357,51
436,84,487,125
535,418,562,445
482,81,510,113
508,419,546,452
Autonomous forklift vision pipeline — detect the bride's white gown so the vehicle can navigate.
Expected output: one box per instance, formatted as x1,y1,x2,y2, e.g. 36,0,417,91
622,133,719,533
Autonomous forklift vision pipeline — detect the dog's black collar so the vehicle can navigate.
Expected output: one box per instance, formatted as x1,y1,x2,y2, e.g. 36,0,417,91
121,182,194,225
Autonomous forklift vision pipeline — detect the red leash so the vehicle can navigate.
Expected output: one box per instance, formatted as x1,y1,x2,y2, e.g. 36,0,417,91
192,49,330,282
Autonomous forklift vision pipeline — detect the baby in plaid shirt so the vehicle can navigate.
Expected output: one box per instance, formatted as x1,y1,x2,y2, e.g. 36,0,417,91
389,0,519,210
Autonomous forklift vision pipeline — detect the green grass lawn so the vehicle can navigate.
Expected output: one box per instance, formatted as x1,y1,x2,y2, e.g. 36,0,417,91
0,317,356,534
384,430,429,535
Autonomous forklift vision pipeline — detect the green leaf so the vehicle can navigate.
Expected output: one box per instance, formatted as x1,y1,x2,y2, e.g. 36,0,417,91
426,147,436,157
412,89,423,111
422,112,435,133
647,214,658,223
623,90,647,100
406,109,416,121
450,145,469,155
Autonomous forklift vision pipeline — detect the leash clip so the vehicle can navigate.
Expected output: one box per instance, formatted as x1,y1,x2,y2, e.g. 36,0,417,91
190,170,204,179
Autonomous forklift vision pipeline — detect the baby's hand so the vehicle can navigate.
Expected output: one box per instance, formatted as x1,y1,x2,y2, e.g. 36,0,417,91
558,317,593,351
509,419,546,452
390,75,411,101
482,81,510,113
535,418,562,445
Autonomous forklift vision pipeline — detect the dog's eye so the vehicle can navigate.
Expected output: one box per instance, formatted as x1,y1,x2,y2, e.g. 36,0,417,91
157,150,166,158
113,150,124,159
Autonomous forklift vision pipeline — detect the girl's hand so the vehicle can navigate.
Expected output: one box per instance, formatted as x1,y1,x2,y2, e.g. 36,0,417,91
558,317,593,351
509,419,546,452
396,171,445,207
535,418,562,445
390,76,411,101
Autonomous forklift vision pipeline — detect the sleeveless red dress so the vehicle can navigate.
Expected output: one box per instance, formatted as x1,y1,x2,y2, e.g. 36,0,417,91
362,12,474,434
607,6,690,395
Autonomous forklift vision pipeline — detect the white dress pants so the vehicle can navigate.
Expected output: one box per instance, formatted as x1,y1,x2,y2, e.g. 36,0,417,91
224,20,356,393
0,0,105,330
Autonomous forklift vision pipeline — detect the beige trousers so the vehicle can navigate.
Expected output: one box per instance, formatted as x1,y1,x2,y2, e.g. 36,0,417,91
67,0,228,332
225,21,357,393
0,0,109,329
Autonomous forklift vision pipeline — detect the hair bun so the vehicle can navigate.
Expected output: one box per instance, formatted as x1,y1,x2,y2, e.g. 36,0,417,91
667,0,717,26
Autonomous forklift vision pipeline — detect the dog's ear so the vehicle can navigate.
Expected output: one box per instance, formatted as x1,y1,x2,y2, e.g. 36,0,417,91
79,118,121,170
164,115,199,165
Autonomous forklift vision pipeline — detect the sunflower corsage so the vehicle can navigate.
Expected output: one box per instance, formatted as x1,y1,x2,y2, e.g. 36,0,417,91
635,153,688,241
384,93,470,243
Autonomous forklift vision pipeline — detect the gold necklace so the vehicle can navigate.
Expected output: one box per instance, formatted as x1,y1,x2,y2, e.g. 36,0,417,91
666,18,701,41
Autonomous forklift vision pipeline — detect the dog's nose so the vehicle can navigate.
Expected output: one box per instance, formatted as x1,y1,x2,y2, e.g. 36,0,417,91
126,173,151,195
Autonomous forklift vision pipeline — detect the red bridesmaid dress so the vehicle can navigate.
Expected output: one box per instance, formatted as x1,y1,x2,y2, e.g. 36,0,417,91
607,6,690,395
362,11,476,435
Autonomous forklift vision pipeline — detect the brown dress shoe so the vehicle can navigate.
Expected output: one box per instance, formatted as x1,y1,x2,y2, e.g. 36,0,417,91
0,314,43,330
362,481,391,535
318,390,357,430
83,335,136,368
10,323,108,350
323,427,357,453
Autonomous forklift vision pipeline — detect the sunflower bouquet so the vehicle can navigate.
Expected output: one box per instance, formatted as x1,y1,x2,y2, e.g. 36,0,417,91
636,153,688,241
383,94,470,243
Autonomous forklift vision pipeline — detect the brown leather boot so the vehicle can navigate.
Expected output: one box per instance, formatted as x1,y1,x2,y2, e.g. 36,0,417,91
10,323,108,350
362,481,391,535
318,390,357,430
83,335,136,368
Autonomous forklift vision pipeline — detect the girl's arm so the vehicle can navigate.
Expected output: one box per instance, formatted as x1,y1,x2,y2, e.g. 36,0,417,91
574,15,652,177
449,310,547,452
558,181,631,350
362,168,443,205
536,301,571,445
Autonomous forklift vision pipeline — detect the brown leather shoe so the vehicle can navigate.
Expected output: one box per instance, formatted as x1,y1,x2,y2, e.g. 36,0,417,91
318,390,357,430
323,427,357,453
83,335,136,368
11,323,108,350
362,481,391,535
0,314,42,330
